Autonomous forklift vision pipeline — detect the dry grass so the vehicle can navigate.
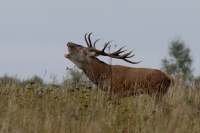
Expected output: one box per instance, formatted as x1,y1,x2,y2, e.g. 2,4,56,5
0,78,200,133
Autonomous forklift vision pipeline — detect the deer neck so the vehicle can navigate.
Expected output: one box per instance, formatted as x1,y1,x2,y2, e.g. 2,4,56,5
82,57,111,85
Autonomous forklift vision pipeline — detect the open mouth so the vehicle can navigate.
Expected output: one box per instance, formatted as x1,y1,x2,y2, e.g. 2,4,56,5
64,53,69,58
64,46,71,58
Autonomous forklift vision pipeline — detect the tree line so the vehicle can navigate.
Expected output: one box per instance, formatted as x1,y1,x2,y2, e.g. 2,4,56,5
0,75,44,86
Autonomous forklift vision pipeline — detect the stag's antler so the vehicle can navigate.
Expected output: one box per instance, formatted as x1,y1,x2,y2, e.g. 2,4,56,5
84,33,141,64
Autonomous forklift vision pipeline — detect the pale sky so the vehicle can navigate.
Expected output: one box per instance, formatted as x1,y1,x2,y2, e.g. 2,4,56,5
1,1,200,83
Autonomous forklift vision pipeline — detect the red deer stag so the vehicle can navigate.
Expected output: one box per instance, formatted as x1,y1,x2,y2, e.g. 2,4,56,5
65,33,174,102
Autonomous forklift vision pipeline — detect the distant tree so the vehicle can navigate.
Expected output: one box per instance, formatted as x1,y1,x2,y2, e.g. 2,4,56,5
24,75,44,85
66,67,86,88
161,39,194,82
0,74,21,85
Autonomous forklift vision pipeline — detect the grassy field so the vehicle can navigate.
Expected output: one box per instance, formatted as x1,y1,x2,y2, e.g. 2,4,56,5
0,78,200,133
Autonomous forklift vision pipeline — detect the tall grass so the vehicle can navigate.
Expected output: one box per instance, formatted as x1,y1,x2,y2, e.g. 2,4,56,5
0,77,199,133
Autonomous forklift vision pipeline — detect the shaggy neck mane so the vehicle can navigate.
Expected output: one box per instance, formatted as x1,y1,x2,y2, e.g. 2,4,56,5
82,57,111,85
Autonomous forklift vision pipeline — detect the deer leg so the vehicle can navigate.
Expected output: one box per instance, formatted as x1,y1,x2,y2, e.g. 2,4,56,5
107,92,122,105
154,85,169,105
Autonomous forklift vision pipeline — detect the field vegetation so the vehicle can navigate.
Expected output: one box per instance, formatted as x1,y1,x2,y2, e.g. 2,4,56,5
0,75,200,133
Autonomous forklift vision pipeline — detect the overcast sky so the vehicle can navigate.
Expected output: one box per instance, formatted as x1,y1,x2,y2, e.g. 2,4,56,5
1,1,200,83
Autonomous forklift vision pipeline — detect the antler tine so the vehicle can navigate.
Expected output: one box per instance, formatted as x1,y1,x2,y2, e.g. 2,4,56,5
111,46,127,55
123,59,142,64
110,50,127,56
121,50,134,58
93,38,102,49
85,33,90,47
115,46,126,52
102,40,113,52
107,49,141,64
88,32,93,47
107,40,114,44
107,50,133,59
126,54,135,58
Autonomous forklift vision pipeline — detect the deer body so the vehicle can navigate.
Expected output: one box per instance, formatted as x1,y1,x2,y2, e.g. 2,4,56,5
78,57,172,98
65,33,173,101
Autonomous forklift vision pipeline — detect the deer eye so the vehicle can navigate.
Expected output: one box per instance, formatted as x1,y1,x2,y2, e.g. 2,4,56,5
78,47,84,52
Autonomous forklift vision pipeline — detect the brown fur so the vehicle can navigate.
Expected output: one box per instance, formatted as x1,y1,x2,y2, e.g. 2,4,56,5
81,57,173,101
65,40,174,102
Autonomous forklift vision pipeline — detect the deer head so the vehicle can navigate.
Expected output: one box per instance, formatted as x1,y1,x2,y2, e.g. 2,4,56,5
65,32,141,69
